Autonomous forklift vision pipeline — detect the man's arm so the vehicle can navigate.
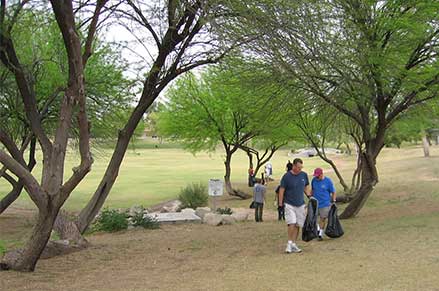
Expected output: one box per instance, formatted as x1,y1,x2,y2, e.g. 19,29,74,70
304,184,311,197
278,187,285,207
331,191,337,202
329,179,336,202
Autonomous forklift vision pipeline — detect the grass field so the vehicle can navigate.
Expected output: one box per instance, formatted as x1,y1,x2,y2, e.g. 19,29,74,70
1,144,439,290
0,141,342,211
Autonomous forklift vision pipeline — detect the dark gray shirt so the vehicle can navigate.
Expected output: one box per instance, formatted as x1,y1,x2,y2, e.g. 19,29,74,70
280,171,309,206
253,183,266,203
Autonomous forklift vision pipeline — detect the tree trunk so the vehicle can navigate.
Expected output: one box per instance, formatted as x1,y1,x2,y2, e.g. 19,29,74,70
224,151,233,194
53,210,88,246
224,151,250,199
246,151,253,169
1,204,59,271
340,153,378,219
76,128,136,233
422,136,430,157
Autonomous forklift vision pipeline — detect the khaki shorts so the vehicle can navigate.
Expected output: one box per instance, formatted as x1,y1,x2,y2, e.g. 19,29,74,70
318,206,330,219
284,203,306,227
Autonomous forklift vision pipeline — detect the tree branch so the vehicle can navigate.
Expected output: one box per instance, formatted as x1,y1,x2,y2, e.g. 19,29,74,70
126,0,161,50
82,0,108,66
0,150,45,209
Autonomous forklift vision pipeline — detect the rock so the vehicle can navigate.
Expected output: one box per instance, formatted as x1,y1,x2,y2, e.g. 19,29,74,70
203,213,223,226
128,225,135,230
149,199,182,213
128,205,144,217
221,215,236,225
231,212,249,222
181,208,195,214
195,207,211,219
145,212,201,224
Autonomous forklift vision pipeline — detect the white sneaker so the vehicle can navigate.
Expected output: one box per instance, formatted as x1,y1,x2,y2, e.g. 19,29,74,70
285,243,302,253
291,244,302,253
285,243,293,253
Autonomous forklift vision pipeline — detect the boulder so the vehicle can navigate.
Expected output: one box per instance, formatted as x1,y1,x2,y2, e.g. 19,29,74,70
181,208,196,214
148,199,182,213
231,212,249,222
221,215,237,225
203,213,223,226
128,205,144,217
195,207,211,219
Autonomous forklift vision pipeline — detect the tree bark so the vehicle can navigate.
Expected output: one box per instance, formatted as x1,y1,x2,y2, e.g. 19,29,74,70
1,202,59,271
76,99,151,233
224,150,233,194
422,136,430,157
223,150,250,199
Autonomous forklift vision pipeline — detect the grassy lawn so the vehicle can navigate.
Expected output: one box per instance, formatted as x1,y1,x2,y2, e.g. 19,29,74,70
1,145,439,290
0,141,338,211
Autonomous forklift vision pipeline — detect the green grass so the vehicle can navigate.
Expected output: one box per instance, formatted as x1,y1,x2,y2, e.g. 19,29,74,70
0,240,6,255
1,142,438,214
0,140,327,211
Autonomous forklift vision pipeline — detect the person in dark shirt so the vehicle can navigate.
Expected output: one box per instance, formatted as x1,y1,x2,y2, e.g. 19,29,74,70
278,158,311,253
274,161,293,221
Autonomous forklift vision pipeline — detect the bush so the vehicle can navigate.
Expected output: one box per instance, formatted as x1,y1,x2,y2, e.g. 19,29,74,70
131,212,160,229
178,182,209,209
94,208,128,232
216,206,233,215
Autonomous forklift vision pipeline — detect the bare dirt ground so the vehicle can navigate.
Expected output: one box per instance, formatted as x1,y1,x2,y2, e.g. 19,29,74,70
1,199,439,291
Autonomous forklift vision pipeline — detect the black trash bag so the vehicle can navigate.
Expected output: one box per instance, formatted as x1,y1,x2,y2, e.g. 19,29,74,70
325,204,344,238
249,201,256,209
302,197,319,242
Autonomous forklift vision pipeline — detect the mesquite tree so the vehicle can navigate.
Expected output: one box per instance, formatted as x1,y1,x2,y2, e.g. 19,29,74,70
73,0,240,234
224,0,439,218
0,0,110,271
0,10,134,215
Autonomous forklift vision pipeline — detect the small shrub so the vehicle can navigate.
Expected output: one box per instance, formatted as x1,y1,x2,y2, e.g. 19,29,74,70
94,208,128,232
216,206,233,215
178,182,208,209
131,212,160,229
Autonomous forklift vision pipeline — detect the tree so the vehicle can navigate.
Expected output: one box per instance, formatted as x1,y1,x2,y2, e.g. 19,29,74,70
157,70,257,198
240,124,297,178
1,0,243,271
293,105,365,200
0,0,109,271
158,63,295,198
0,11,134,215
1,0,241,271
72,0,241,235
224,0,439,218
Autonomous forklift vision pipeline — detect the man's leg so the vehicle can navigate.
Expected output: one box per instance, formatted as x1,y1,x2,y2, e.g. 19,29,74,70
284,204,302,253
317,207,329,240
259,204,264,222
288,224,299,242
254,204,259,222
319,218,326,230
